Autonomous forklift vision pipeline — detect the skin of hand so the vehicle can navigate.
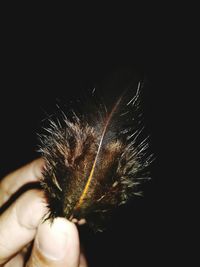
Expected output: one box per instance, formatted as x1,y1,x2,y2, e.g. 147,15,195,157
0,159,88,267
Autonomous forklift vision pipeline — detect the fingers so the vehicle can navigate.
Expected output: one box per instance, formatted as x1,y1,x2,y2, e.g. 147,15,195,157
26,218,80,267
0,159,87,267
4,253,24,267
4,243,32,267
0,158,44,206
71,218,86,226
79,252,88,267
0,190,47,265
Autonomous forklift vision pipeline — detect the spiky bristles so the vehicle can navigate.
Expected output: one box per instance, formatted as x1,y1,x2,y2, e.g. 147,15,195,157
38,86,152,230
38,118,151,230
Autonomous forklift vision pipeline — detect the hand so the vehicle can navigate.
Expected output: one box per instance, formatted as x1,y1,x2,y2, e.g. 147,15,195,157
0,159,88,267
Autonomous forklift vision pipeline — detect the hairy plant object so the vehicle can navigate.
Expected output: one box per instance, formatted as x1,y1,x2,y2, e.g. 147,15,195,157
38,80,152,230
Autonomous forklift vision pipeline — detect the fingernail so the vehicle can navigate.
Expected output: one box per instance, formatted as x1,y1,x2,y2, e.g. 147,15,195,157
36,218,69,260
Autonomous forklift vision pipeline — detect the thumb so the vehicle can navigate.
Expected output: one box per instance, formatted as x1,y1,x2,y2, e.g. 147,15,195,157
26,217,80,267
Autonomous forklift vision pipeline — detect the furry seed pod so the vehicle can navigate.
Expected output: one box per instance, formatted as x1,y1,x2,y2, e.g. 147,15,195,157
38,78,152,231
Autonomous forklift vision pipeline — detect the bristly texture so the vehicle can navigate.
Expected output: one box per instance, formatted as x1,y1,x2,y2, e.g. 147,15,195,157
38,80,153,231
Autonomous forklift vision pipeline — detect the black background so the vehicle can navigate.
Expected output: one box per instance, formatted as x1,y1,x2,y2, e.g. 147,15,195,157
0,11,190,266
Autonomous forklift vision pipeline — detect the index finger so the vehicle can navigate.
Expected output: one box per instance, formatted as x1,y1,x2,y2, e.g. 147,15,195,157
0,158,44,206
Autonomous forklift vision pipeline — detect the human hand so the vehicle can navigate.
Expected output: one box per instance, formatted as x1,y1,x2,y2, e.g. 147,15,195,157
0,159,88,267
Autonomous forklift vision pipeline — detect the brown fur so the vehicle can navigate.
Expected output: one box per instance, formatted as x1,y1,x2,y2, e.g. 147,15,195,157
38,83,152,230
